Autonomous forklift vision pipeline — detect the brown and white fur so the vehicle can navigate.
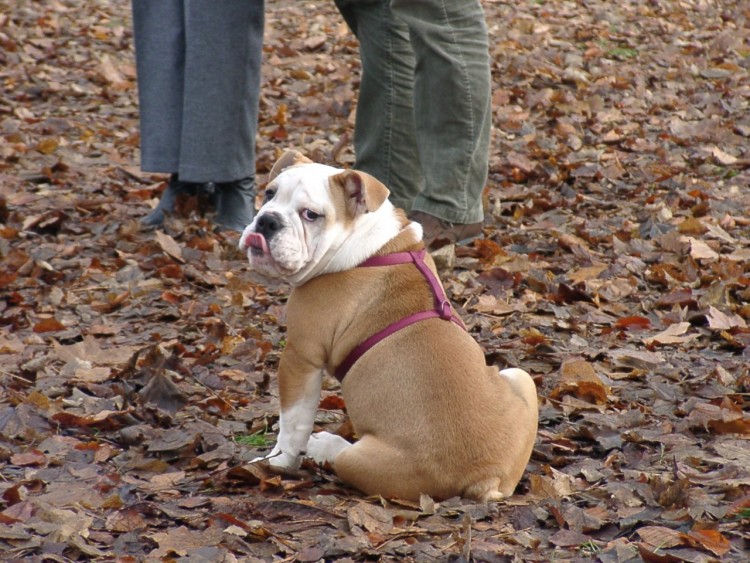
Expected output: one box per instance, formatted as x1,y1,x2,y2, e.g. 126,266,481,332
239,150,538,502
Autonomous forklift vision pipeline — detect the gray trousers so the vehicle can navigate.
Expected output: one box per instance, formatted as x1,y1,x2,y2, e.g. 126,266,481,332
334,0,491,223
131,0,264,183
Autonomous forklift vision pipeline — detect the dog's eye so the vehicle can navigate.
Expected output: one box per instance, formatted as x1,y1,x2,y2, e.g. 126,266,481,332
301,209,322,222
263,189,276,202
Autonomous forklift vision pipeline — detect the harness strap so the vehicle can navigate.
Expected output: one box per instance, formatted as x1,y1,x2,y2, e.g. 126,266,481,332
334,249,465,382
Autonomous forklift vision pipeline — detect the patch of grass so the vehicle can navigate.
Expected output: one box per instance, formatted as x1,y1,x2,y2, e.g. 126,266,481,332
235,430,270,448
607,46,638,60
579,540,601,556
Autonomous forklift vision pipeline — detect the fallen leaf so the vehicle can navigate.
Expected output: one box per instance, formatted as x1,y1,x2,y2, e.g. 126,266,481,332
705,306,746,330
10,449,47,467
643,322,697,346
143,471,186,493
155,230,184,263
54,335,139,366
98,54,129,88
471,294,515,315
615,316,652,331
33,317,65,333
682,236,719,261
0,333,24,354
550,358,608,404
318,395,347,410
529,467,576,499
636,525,684,549
347,502,393,535
686,528,731,556
710,146,737,166
676,217,707,235
609,348,666,369
567,263,608,284
148,525,223,558
687,401,750,435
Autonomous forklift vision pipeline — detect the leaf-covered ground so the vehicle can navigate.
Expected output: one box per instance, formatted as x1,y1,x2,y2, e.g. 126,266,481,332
1,0,749,560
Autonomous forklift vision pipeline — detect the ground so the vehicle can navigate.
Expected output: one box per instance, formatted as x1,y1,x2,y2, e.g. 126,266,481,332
1,0,749,561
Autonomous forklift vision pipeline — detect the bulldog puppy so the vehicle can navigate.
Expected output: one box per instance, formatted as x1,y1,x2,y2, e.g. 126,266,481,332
239,150,538,502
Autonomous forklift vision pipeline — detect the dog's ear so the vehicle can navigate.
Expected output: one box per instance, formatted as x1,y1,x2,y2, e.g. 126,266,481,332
330,170,390,217
268,150,313,182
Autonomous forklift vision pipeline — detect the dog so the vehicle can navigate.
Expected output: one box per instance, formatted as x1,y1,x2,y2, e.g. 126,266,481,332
238,150,538,501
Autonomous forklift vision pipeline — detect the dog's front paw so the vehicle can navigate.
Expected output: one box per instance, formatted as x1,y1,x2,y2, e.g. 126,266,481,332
306,431,351,465
253,444,301,470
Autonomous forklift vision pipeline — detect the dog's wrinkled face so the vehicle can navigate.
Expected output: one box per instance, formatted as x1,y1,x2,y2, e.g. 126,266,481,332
240,163,342,282
239,152,402,286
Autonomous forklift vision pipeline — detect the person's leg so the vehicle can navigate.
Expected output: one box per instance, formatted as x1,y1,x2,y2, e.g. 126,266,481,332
133,0,205,227
334,0,423,212
392,0,491,225
171,0,265,231
131,0,184,174
180,0,264,184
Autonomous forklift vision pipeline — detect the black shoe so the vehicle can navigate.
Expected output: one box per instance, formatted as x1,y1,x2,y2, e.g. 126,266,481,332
213,177,256,232
141,174,203,228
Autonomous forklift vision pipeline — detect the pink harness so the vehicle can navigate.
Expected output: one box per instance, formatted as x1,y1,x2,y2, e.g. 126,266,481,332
334,249,466,382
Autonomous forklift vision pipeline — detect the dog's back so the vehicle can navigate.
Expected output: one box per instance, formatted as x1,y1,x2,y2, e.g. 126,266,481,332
340,313,538,501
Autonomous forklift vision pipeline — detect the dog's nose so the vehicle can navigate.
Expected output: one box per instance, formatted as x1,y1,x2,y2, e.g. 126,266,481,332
255,212,282,238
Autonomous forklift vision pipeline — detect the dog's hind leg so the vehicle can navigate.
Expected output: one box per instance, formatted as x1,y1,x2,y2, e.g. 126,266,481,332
306,431,351,465
498,368,537,407
462,478,514,502
333,435,438,501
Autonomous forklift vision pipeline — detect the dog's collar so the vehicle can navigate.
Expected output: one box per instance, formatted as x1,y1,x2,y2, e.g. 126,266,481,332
334,249,466,382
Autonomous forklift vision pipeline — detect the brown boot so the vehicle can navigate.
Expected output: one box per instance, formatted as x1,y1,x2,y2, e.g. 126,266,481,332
409,211,483,249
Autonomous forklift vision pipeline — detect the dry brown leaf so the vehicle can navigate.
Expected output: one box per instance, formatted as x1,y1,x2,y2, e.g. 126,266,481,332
643,322,697,346
105,507,148,533
31,504,94,544
529,468,576,500
677,217,707,235
687,401,750,435
54,335,139,366
471,294,515,315
550,358,608,404
507,151,538,173
567,263,607,284
636,525,684,549
347,502,393,535
10,449,47,467
705,306,746,330
727,248,750,262
98,54,129,87
35,137,59,155
143,471,186,493
155,230,184,262
149,525,223,557
33,317,66,333
710,146,738,166
0,333,24,354
609,348,665,369
419,494,437,515
682,236,719,261
686,528,731,556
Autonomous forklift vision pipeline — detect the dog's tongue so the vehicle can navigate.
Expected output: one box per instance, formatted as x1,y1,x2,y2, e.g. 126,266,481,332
245,232,270,255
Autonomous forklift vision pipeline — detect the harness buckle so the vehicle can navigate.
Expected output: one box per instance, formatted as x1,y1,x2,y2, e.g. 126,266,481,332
439,300,452,320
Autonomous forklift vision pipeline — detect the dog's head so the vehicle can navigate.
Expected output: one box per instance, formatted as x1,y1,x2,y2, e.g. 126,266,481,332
239,150,407,285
